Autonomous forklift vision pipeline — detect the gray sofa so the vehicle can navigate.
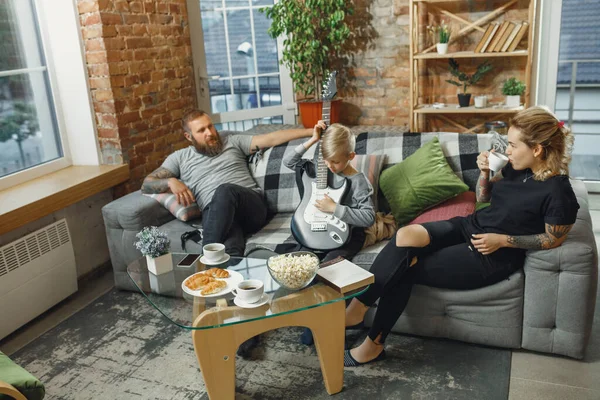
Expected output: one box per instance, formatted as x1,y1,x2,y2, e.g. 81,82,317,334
102,127,598,359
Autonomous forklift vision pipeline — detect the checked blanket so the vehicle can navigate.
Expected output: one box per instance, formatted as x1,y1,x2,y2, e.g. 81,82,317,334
243,126,497,265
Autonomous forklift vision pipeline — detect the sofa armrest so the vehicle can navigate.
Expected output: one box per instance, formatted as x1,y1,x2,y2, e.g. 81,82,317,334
102,190,176,291
521,180,598,359
102,190,174,231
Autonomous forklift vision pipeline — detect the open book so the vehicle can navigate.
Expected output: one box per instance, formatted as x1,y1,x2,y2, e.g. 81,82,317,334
317,257,374,293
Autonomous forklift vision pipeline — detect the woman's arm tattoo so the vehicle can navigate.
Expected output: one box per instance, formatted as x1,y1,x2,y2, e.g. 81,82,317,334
141,167,176,193
476,170,503,203
506,224,573,250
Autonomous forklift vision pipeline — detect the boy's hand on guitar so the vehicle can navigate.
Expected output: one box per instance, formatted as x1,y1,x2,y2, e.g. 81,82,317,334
315,194,337,213
307,120,327,147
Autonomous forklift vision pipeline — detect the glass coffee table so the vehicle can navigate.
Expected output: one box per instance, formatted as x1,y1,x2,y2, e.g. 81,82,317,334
127,253,369,400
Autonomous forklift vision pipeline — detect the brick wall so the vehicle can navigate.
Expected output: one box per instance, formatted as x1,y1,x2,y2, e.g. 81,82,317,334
341,0,531,131
77,0,195,195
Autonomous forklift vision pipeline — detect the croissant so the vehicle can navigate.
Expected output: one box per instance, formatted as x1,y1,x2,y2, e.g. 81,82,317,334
185,274,215,290
201,279,227,295
206,268,230,278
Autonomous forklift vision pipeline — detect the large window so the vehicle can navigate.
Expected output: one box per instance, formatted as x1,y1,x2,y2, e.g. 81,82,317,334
0,0,63,180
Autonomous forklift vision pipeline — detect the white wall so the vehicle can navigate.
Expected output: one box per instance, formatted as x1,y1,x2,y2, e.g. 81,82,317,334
0,190,114,278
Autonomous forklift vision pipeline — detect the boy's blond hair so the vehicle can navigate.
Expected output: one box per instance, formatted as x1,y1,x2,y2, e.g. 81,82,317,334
321,123,355,160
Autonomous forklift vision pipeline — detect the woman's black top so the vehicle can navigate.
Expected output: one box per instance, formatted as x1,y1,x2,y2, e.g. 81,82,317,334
456,162,580,275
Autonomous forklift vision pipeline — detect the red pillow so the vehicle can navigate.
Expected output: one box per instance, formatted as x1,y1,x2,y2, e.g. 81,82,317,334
409,191,476,225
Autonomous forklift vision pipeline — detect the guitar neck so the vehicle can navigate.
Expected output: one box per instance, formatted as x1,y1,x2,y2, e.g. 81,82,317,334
316,101,332,190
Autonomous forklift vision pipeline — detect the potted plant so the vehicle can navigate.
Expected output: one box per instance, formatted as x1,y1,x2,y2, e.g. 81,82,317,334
261,0,353,128
446,58,493,107
502,77,526,108
134,226,172,275
428,23,451,55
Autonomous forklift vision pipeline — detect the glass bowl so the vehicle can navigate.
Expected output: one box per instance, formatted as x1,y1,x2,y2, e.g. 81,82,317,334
267,251,320,290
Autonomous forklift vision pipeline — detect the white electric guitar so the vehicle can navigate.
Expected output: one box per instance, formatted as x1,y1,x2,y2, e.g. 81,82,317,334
290,72,351,250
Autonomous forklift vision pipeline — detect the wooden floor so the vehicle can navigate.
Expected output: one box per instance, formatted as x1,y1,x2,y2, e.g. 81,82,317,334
571,154,600,181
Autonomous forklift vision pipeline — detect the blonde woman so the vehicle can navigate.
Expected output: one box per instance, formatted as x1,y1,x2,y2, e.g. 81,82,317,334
344,106,580,366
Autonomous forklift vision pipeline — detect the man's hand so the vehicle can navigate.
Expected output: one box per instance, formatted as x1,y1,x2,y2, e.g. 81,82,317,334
470,233,506,255
168,179,196,206
315,194,336,213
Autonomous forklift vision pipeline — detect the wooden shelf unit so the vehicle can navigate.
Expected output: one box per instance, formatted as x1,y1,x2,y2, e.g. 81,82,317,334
409,0,537,132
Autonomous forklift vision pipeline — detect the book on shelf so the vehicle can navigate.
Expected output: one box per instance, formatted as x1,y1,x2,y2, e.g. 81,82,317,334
507,22,529,52
500,22,523,52
487,21,511,52
474,23,496,53
493,21,517,52
316,257,374,294
479,22,500,53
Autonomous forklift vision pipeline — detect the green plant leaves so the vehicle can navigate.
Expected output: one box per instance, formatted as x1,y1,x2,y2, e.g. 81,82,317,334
502,77,526,96
259,0,354,100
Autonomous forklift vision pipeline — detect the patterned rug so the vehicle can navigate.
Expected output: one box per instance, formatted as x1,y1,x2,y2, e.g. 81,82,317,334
11,289,511,399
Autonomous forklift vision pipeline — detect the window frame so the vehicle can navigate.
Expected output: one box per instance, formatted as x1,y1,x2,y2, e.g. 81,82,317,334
0,0,100,192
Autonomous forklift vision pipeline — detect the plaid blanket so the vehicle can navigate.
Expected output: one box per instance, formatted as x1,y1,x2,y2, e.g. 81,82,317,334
243,128,497,265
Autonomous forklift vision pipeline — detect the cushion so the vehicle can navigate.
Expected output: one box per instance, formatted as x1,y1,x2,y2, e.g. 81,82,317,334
0,351,45,400
143,193,202,222
475,201,491,211
354,131,494,192
409,191,476,224
349,153,386,211
379,136,469,226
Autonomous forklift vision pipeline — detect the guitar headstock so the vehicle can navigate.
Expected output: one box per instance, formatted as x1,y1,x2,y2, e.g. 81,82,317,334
321,71,338,101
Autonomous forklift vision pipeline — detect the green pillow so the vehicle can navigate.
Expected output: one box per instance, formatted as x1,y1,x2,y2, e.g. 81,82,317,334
0,351,45,400
379,137,469,226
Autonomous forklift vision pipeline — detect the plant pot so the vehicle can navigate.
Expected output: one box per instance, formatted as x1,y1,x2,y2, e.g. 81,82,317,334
457,93,471,108
147,253,173,275
505,95,521,108
298,99,341,128
436,43,448,54
149,272,176,294
474,95,487,108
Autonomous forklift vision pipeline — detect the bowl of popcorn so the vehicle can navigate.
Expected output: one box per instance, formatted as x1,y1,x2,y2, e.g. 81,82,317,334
267,251,320,290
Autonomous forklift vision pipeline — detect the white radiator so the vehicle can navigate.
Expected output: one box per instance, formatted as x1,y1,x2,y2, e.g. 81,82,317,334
0,219,78,340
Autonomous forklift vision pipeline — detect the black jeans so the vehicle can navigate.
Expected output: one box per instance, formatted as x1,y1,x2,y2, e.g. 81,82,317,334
358,218,520,343
202,183,268,257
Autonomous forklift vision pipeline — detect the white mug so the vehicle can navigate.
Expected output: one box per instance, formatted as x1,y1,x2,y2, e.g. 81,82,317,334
488,151,509,172
232,279,264,304
203,243,225,262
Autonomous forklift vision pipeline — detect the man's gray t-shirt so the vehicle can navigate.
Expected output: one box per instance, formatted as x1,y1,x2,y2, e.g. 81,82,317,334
161,134,260,209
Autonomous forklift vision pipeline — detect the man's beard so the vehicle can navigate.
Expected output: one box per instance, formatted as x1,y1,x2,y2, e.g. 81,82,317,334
191,133,223,156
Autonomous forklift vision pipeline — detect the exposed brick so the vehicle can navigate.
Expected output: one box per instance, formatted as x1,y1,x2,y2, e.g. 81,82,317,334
81,25,103,39
100,12,122,25
81,13,101,26
77,1,98,14
126,37,153,49
123,14,149,24
94,89,113,101
97,128,119,138
89,77,111,89
98,113,119,128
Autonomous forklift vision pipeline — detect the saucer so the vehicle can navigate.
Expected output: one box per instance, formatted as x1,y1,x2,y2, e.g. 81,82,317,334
233,293,269,309
200,253,230,265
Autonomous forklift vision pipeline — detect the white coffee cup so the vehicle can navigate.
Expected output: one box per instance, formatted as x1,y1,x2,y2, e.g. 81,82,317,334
203,243,226,262
488,151,509,172
232,279,264,304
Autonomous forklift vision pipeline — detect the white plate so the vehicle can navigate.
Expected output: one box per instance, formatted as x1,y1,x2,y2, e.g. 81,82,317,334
181,269,243,298
200,253,231,265
233,293,269,308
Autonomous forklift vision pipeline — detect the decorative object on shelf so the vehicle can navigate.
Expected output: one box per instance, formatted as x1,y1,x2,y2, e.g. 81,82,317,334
502,77,526,108
485,120,508,135
474,95,488,108
134,226,172,275
446,58,493,107
428,23,451,55
261,0,353,128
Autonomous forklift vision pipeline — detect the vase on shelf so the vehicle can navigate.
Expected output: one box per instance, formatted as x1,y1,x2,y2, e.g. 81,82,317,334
436,43,448,54
457,93,471,108
505,95,520,108
147,253,173,275
474,95,487,108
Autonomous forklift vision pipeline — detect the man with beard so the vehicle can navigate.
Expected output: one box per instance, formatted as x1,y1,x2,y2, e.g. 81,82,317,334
141,109,314,256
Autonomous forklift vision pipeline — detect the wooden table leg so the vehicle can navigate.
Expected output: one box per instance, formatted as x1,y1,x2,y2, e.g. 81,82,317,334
192,326,237,400
305,300,345,395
